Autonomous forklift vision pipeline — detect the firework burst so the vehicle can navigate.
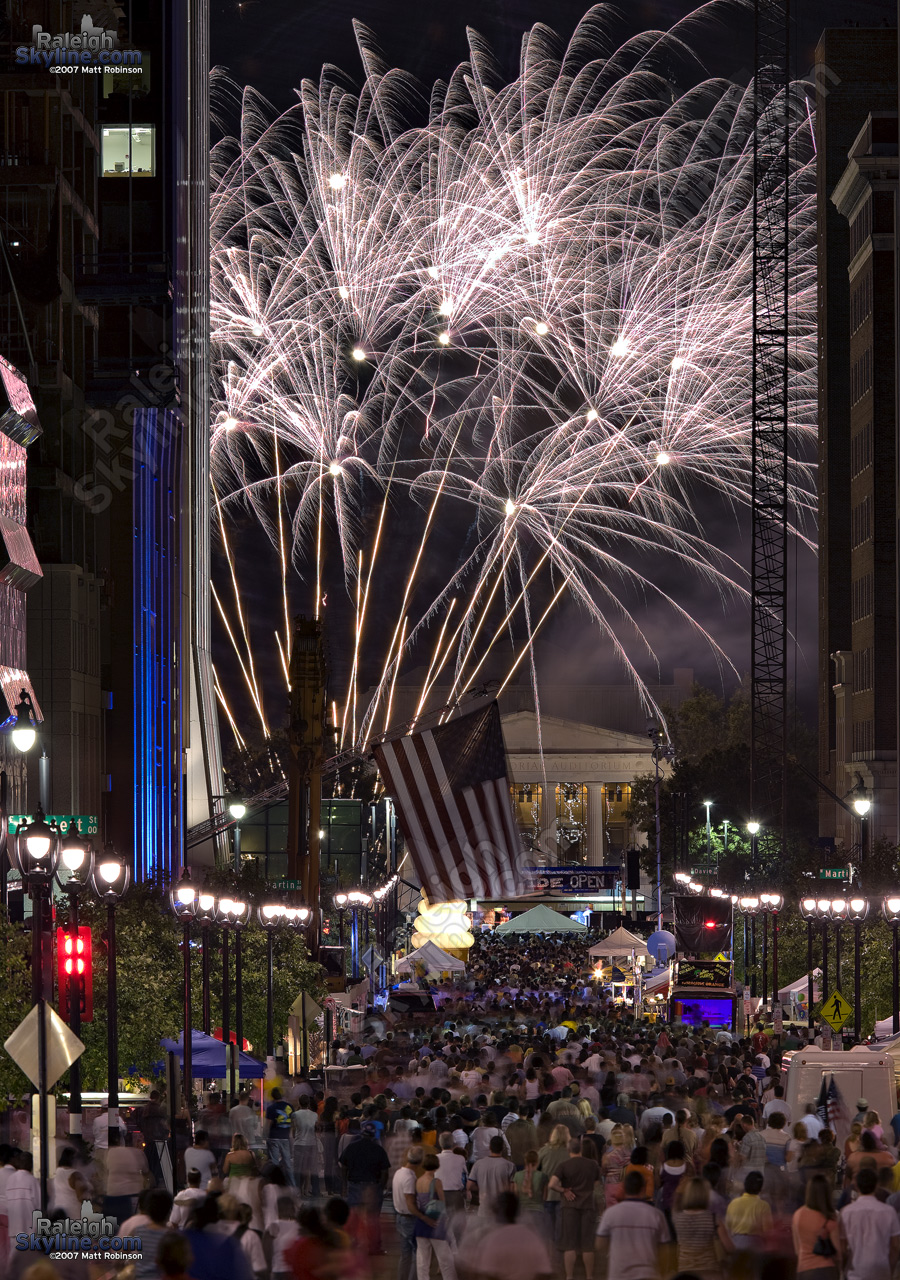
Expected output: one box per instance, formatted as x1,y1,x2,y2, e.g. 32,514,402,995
209,3,816,756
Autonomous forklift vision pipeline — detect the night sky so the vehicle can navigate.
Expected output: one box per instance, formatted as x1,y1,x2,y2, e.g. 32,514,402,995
209,0,896,733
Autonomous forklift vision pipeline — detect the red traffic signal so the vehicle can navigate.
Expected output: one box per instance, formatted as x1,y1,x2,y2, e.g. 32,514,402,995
56,926,93,1022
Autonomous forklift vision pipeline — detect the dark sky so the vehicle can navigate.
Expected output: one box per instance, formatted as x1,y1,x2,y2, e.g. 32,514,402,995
209,0,896,732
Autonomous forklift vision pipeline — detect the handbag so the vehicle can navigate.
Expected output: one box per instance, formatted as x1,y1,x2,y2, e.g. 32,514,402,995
812,1217,837,1258
425,1177,445,1219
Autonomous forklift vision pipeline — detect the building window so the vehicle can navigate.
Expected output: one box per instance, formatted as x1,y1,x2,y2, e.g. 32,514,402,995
101,125,155,176
510,783,543,853
851,496,872,548
850,423,873,478
556,783,587,863
853,646,874,693
852,573,874,623
850,275,873,334
850,348,872,405
853,718,874,757
849,198,872,258
603,782,632,856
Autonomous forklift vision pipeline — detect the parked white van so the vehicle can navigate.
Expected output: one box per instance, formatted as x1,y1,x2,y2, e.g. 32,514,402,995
781,1049,896,1143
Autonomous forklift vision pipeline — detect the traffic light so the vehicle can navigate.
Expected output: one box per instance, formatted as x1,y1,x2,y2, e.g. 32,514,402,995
56,925,93,1022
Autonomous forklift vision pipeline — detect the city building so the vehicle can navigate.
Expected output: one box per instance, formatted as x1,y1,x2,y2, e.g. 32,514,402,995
1,0,221,878
815,29,898,848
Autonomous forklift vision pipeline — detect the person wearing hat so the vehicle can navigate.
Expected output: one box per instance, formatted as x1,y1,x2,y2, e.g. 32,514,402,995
340,1120,391,1254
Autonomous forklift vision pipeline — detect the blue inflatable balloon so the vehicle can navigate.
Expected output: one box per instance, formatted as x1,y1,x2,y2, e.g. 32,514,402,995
646,930,677,965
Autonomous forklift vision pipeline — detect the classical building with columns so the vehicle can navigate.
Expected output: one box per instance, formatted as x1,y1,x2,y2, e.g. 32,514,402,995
502,710,667,865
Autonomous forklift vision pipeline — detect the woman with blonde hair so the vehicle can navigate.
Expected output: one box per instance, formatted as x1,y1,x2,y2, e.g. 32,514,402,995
843,1120,863,1160
600,1126,631,1207
537,1124,571,1239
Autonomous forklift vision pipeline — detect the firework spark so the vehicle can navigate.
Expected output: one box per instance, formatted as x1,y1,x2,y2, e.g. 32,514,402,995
209,4,817,752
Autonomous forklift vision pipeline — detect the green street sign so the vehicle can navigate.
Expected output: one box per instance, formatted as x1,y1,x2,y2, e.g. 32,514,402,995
819,867,850,881
269,879,303,891
8,814,99,836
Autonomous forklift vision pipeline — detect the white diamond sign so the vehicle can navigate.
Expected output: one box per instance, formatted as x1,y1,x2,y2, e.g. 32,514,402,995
4,1002,84,1089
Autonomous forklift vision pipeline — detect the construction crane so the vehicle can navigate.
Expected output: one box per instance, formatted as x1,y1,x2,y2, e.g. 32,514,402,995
750,0,790,866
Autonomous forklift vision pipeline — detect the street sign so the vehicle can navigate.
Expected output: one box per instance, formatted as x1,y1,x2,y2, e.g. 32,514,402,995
269,879,303,891
690,867,715,875
3,1003,84,1089
774,1008,783,1035
819,868,850,881
8,813,98,836
819,989,853,1032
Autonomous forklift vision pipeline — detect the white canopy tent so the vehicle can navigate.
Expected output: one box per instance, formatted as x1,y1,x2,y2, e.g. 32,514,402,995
496,904,588,933
396,941,466,973
589,926,650,958
778,969,822,1002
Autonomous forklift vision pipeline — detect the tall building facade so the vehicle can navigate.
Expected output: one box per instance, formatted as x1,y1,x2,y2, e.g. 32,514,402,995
2,0,220,878
816,30,898,846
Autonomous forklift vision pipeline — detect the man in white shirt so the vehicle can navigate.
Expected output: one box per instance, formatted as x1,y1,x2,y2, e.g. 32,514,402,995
840,1165,900,1280
437,1133,467,1218
762,1086,791,1126
392,1146,424,1280
799,1103,824,1140
596,1170,670,1279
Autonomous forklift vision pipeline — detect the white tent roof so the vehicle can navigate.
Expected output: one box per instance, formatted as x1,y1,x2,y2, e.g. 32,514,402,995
496,904,588,933
396,940,466,972
778,969,822,1001
589,926,650,957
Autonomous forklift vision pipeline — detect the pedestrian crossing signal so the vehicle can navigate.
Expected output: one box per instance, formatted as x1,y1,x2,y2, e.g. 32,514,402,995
56,926,93,1022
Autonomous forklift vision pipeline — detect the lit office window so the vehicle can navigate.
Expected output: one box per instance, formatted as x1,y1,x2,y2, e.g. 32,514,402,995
101,125,155,176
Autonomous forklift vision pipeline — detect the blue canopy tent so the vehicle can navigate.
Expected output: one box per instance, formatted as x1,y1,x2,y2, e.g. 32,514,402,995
160,1030,266,1078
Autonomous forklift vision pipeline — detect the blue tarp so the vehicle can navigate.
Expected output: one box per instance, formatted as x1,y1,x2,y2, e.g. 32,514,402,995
160,1029,266,1078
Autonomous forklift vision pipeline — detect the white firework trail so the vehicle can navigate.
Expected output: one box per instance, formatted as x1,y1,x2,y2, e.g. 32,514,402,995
209,2,817,754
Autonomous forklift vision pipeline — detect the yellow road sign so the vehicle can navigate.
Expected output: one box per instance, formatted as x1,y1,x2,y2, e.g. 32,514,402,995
819,989,852,1031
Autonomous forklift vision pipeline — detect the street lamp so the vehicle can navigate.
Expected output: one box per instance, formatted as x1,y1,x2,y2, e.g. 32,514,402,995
739,896,760,999
90,844,130,1146
848,777,871,865
195,890,217,1035
799,898,818,1029
829,898,848,997
227,798,247,872
759,894,783,1016
334,891,349,946
883,897,900,1036
815,899,832,999
169,876,198,1109
722,819,730,855
10,807,60,1210
56,831,93,1136
284,906,312,1073
10,690,37,753
847,897,869,1042
259,902,286,1059
703,801,713,869
216,897,248,1103
746,821,760,874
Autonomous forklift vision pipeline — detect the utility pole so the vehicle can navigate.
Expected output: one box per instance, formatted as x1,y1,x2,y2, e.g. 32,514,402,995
286,617,326,954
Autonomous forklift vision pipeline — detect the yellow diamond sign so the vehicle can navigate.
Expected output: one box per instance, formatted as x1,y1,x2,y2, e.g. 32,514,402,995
819,989,852,1032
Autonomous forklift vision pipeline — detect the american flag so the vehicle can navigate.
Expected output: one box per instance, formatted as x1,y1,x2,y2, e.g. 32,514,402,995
372,702,526,903
816,1074,846,1131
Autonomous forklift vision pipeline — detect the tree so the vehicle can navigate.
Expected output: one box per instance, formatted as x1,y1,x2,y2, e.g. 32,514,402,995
0,912,35,1105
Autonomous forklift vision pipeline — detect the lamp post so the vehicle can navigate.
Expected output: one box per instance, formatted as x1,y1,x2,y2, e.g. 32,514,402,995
829,898,847,999
738,897,760,1011
722,819,730,856
800,898,817,1030
196,891,217,1035
704,801,713,870
56,830,94,1137
90,844,130,1145
746,821,760,875
815,899,831,1000
847,897,869,1042
883,897,900,1036
11,806,60,1209
285,905,312,1072
345,890,373,981
259,902,286,1059
334,891,348,949
216,896,249,1103
759,894,783,1015
228,798,247,872
850,779,871,865
169,876,199,1111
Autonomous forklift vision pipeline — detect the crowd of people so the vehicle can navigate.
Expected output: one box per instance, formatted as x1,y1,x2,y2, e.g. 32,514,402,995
4,930,900,1280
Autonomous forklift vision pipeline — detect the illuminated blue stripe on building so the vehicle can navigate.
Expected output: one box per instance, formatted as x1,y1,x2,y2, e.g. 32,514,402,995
133,407,182,880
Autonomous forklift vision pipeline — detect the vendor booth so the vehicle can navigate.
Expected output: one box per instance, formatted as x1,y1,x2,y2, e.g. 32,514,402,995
396,940,467,976
668,959,736,1030
496,904,588,933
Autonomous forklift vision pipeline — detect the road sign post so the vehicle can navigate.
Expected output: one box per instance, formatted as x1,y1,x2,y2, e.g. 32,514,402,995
819,868,850,881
